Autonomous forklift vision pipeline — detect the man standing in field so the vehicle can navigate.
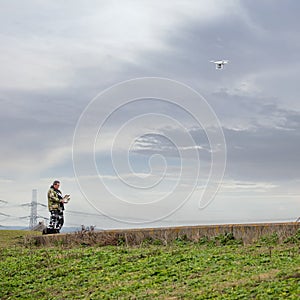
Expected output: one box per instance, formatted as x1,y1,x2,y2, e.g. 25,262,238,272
44,180,70,234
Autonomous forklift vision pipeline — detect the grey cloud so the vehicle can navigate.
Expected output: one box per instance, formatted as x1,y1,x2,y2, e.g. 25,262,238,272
242,0,300,33
223,109,300,181
130,102,300,182
147,2,300,111
1,1,299,226
204,91,300,181
213,127,298,181
0,90,85,177
207,89,299,131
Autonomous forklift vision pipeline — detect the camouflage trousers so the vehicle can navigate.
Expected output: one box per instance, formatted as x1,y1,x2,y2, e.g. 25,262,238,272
49,210,64,232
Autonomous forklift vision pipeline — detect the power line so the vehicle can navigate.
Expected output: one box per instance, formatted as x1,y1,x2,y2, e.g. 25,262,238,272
65,210,105,217
21,202,46,207
0,212,11,217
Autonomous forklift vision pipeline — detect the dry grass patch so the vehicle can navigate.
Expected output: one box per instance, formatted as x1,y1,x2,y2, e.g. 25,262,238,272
0,230,41,248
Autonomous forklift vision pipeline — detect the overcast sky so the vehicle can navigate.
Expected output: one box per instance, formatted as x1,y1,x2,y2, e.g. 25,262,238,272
1,0,300,229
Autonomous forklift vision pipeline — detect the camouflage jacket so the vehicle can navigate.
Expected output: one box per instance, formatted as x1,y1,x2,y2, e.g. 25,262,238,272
48,186,63,211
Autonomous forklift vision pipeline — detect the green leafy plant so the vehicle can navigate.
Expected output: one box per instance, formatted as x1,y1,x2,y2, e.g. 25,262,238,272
284,229,300,244
258,233,279,246
1,230,300,299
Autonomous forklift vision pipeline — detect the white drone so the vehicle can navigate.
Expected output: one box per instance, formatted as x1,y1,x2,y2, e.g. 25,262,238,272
210,60,229,70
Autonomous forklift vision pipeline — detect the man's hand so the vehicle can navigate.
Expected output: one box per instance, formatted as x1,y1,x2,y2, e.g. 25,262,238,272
63,194,71,203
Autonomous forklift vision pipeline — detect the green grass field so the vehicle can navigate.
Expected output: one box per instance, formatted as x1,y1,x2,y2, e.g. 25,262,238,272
0,230,299,299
